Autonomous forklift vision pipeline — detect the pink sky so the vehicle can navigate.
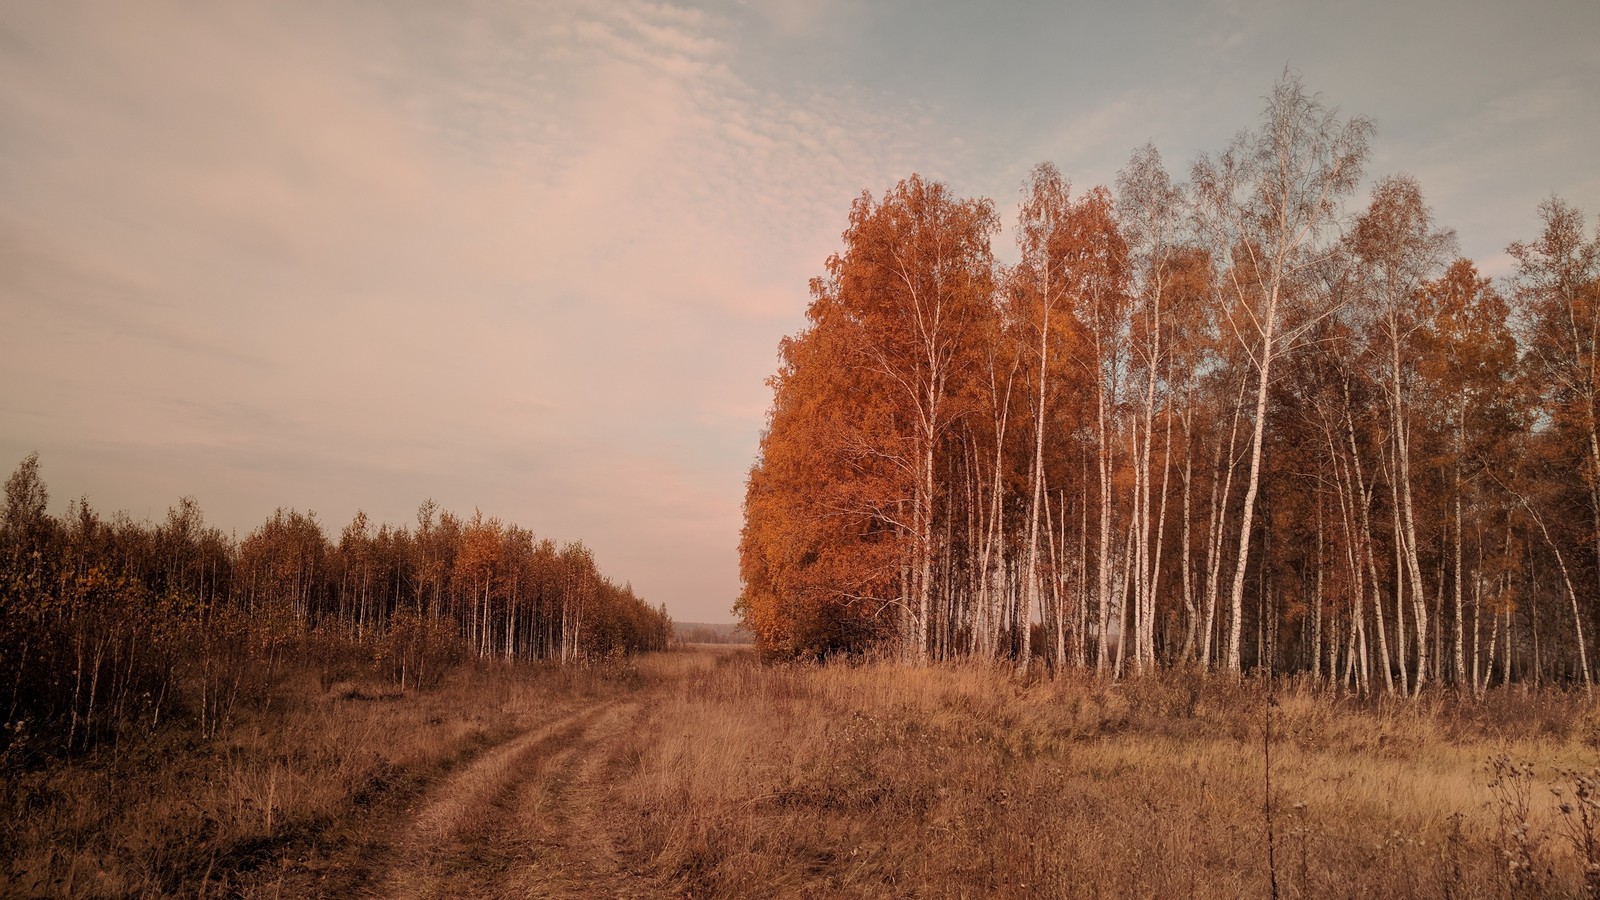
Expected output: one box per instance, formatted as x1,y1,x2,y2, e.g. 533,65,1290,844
2,0,1595,622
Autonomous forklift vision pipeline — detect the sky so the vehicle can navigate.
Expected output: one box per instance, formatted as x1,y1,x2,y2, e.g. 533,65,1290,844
1,0,1596,623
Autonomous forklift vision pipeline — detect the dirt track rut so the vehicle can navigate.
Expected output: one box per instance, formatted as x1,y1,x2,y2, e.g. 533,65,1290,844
371,698,656,899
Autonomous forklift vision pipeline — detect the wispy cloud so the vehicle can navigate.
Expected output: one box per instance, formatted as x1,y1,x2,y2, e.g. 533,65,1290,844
2,0,1593,621
0,0,958,620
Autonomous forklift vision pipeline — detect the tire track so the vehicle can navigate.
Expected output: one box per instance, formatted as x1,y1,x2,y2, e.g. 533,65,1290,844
494,700,657,898
372,704,601,899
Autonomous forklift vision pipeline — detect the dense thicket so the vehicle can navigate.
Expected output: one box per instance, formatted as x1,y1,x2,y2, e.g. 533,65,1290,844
0,458,670,760
739,74,1600,694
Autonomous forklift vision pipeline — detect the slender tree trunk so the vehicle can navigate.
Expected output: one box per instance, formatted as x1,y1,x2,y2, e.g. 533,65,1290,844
1044,485,1067,666
1131,415,1147,675
1523,498,1592,693
1342,389,1394,695
1076,466,1089,668
1179,411,1198,662
1095,357,1115,674
1225,278,1279,673
1501,598,1512,688
1313,496,1325,682
1202,377,1248,669
1114,525,1135,678
1388,322,1430,693
1390,472,1409,695
1453,409,1467,688
1472,564,1484,697
1330,424,1366,692
916,411,936,663
1022,299,1050,669
1145,405,1174,668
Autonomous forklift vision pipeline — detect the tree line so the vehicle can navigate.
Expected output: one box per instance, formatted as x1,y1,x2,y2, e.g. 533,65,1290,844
0,455,670,759
739,73,1600,694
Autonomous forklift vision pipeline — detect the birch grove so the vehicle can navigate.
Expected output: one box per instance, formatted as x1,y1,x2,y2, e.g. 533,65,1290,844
738,73,1600,691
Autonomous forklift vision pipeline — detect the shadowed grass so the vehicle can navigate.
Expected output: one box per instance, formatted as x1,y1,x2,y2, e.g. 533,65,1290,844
0,660,640,897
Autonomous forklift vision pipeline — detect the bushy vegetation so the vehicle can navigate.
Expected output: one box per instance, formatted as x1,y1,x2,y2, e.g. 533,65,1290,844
0,453,670,768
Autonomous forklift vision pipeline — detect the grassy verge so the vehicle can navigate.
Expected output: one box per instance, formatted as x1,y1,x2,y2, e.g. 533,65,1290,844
0,661,632,897
612,656,1600,898
10,650,1600,897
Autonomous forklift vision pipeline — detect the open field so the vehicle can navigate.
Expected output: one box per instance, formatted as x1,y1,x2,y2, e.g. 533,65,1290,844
7,648,1600,897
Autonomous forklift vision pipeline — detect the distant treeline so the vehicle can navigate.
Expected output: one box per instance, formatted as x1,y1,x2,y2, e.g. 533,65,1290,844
0,454,670,760
674,622,754,645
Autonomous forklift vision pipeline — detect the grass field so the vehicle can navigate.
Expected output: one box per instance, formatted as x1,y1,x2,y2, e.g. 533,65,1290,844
6,647,1600,897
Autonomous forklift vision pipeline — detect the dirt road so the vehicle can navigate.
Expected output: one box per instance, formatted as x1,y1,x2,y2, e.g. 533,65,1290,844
227,645,1576,898
370,695,658,899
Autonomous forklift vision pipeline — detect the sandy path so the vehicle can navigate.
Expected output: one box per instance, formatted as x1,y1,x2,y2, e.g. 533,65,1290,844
370,697,659,899
492,700,655,898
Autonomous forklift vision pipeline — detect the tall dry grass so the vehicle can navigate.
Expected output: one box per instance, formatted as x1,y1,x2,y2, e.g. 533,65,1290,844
10,648,1600,897
608,655,1600,898
0,659,638,897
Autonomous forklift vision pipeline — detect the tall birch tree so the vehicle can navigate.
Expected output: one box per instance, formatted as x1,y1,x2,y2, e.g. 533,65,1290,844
1191,72,1372,673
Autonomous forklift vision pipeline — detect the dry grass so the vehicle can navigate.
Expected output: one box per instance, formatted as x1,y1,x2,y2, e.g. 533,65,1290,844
7,650,1600,897
0,661,635,897
609,656,1600,899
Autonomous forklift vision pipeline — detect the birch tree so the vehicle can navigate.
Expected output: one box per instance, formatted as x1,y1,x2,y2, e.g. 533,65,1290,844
1191,72,1373,673
834,176,998,661
1350,174,1456,692
1117,144,1185,671
1014,163,1079,668
1509,198,1600,688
